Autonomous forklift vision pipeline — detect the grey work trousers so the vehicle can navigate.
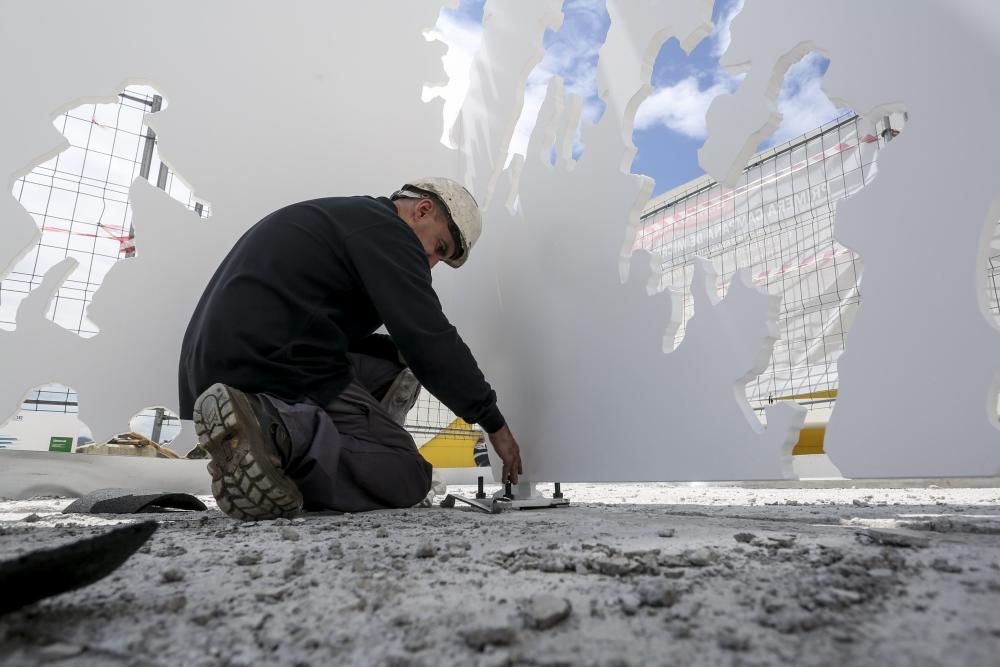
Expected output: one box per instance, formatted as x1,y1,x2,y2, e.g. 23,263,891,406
260,353,432,513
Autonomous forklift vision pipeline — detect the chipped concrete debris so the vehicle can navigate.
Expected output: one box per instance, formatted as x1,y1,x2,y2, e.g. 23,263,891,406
36,641,85,660
235,550,263,566
732,532,796,549
154,543,188,558
756,549,907,635
160,568,185,584
492,542,725,577
618,593,640,616
900,516,1000,535
636,580,684,608
284,551,307,579
380,654,427,667
414,542,437,558
155,593,187,614
525,594,572,630
2,487,1000,665
859,527,930,548
929,558,963,574
459,621,518,650
716,627,752,652
279,526,301,541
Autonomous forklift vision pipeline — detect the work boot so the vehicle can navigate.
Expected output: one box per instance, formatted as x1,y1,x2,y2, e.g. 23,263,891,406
380,368,421,426
193,383,302,521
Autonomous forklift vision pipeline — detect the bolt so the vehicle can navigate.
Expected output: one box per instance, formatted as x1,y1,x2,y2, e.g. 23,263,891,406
553,482,563,499
504,481,512,499
476,476,486,499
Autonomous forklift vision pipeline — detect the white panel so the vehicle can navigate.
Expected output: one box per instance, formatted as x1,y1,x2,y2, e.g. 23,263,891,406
0,1,472,443
0,0,808,482
6,1,992,483
437,1,806,482
700,1,1000,477
452,0,563,204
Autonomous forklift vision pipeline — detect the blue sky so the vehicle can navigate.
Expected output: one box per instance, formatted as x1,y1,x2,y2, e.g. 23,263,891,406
428,0,844,197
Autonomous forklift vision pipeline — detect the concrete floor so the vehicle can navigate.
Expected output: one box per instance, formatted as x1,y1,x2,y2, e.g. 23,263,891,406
1,484,999,666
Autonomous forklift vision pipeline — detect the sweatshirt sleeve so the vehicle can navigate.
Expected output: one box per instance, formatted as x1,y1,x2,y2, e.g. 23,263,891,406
342,220,506,433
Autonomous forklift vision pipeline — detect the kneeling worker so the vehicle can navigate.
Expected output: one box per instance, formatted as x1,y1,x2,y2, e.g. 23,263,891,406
177,178,523,519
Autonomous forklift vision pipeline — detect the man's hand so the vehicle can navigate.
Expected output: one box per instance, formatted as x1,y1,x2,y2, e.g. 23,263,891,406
488,424,523,485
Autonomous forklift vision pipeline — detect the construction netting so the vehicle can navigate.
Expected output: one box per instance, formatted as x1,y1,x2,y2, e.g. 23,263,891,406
635,112,994,417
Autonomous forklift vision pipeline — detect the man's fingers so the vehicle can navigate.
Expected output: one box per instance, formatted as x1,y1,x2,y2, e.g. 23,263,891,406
492,436,522,484
502,453,516,485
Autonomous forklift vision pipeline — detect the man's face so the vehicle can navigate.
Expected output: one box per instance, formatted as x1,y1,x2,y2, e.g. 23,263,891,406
409,198,458,269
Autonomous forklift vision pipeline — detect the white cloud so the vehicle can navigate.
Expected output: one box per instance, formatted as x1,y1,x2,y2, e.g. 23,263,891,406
423,1,840,166
508,79,551,163
426,1,610,165
504,6,608,164
635,50,843,148
766,52,844,146
632,0,751,140
634,74,739,139
423,11,483,147
712,0,745,57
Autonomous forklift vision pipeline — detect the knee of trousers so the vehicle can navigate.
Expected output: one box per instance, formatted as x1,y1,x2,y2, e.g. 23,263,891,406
397,457,434,507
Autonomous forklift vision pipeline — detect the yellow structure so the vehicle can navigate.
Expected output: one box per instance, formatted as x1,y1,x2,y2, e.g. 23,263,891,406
418,418,480,468
771,390,836,456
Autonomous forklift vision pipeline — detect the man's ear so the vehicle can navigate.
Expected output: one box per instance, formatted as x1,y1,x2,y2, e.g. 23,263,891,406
416,198,434,219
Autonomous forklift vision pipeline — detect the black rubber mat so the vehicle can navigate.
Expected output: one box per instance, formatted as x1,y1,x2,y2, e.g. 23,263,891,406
0,521,158,616
63,488,207,514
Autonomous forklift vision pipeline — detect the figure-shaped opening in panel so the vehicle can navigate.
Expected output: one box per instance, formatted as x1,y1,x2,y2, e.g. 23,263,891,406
416,0,610,471
108,406,184,457
4,87,211,438
504,0,610,167
630,0,757,351
423,0,485,149
633,49,907,466
747,104,907,451
984,221,1000,421
4,85,210,339
0,385,88,453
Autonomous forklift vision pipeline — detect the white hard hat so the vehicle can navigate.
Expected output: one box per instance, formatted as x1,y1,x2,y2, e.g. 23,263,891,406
401,177,481,268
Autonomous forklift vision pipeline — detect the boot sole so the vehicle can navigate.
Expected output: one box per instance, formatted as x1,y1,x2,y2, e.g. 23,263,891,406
193,383,303,521
381,369,421,425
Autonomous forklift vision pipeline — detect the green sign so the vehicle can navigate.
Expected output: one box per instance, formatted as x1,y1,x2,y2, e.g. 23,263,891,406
48,436,73,453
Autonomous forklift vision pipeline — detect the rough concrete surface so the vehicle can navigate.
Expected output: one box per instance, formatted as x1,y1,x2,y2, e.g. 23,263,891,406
1,484,999,666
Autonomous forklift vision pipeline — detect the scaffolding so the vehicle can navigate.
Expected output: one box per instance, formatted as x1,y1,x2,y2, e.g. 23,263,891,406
637,111,1000,417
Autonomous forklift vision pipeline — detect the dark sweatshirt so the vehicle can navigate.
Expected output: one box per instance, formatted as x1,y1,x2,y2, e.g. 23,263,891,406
177,196,505,433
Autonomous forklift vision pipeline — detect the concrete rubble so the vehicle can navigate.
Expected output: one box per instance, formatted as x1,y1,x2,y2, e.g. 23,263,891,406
0,483,998,666
524,594,571,630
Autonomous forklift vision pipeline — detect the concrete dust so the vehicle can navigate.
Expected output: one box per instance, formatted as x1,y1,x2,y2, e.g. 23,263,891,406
0,484,998,666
